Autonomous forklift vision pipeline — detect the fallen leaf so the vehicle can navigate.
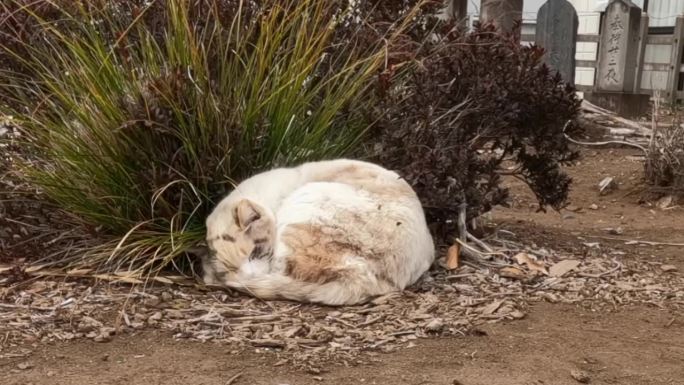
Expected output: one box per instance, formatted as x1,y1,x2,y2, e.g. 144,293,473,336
161,292,173,302
615,282,635,291
273,359,288,367
509,310,526,319
94,327,116,343
661,265,678,272
565,205,582,212
549,260,581,277
370,292,399,305
513,253,548,275
538,292,558,303
499,266,527,280
148,312,163,322
446,244,459,270
482,300,504,315
283,326,303,338
603,227,624,235
26,281,49,294
163,309,183,319
656,195,673,209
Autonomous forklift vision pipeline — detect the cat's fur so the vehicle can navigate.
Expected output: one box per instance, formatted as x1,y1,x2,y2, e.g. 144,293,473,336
203,159,434,305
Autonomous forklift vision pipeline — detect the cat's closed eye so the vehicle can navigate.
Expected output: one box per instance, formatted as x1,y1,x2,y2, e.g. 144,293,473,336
221,234,236,242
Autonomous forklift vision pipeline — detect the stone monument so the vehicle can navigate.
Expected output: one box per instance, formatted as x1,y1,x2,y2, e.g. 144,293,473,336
596,0,641,92
535,0,579,84
585,0,649,119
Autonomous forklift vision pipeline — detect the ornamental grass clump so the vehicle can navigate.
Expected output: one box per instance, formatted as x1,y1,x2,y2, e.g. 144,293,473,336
0,0,416,275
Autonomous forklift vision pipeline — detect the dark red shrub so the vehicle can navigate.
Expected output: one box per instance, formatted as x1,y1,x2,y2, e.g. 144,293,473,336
370,22,582,239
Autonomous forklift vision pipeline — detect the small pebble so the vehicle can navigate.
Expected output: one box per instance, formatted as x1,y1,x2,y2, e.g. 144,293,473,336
425,318,444,332
571,369,591,383
16,362,33,370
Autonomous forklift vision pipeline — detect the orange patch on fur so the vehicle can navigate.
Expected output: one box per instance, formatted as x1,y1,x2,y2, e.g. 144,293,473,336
310,164,415,200
281,223,361,284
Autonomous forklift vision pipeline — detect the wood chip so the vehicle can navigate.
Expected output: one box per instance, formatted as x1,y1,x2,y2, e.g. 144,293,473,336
513,253,549,275
1,236,682,373
446,244,460,270
425,318,444,332
482,300,504,315
509,310,526,319
499,266,527,280
549,260,581,277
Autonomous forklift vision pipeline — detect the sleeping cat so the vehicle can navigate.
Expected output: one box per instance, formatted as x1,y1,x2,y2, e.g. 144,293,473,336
202,159,434,305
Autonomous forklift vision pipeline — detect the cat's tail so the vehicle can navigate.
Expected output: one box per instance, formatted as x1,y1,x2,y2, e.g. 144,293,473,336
221,273,387,306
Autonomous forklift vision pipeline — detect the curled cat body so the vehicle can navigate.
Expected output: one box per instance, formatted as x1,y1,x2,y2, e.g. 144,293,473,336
203,159,435,305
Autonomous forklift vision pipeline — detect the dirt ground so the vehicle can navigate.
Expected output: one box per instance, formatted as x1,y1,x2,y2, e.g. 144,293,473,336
2,148,684,385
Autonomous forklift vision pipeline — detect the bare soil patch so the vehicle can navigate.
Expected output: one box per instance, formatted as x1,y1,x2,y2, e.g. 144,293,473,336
2,303,682,385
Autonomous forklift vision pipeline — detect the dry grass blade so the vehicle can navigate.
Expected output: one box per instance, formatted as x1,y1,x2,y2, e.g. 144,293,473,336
645,122,684,191
225,372,243,385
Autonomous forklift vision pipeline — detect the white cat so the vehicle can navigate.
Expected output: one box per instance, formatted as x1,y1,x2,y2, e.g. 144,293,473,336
202,159,434,305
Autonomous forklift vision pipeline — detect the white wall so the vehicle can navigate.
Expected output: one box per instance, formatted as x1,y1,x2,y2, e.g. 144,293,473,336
465,0,684,89
569,1,601,87
649,0,684,27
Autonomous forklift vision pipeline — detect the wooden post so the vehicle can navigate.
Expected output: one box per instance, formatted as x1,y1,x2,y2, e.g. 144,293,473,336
444,0,468,27
633,13,648,94
668,16,684,103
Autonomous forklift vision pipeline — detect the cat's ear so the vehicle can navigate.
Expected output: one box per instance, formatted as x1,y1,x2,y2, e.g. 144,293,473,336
235,199,263,229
